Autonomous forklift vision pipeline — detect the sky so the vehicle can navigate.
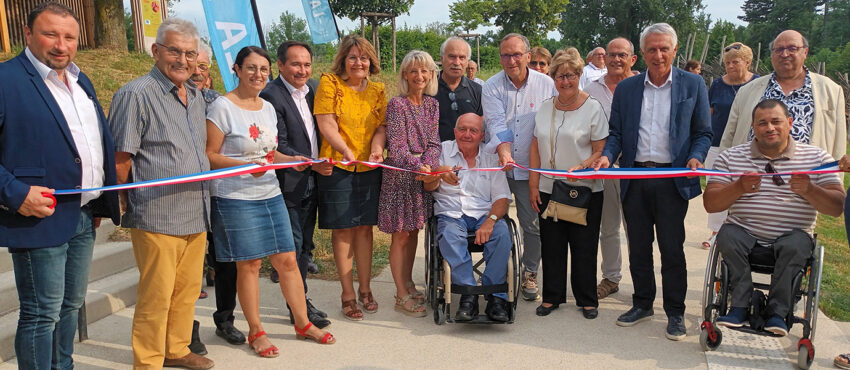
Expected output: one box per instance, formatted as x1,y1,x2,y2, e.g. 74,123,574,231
127,0,747,41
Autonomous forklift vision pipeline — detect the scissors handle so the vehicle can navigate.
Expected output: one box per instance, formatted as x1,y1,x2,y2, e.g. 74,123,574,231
41,192,56,209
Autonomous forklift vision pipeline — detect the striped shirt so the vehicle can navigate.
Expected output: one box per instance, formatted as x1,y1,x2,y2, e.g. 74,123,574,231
708,140,840,240
482,68,557,180
109,66,210,235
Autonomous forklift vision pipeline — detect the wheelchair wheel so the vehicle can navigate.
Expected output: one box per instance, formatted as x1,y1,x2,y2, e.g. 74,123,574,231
701,242,722,320
506,218,522,305
797,339,814,369
434,301,447,325
699,322,722,351
805,244,824,342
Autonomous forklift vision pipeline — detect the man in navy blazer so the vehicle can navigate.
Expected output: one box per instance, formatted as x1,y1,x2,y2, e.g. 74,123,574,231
593,23,712,341
0,3,119,368
260,40,333,328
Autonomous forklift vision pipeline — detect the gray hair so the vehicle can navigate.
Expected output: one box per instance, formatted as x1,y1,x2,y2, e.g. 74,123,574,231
768,31,809,51
398,50,439,96
440,36,472,58
501,33,530,52
586,47,604,60
639,23,677,52
155,18,200,45
198,41,212,61
607,37,635,55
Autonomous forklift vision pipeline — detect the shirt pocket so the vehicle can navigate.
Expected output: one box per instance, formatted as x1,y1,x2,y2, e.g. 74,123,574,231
13,167,46,178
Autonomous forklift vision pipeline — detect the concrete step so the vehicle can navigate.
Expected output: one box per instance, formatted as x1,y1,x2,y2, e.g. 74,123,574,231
0,267,138,363
0,250,10,275
0,223,116,275
0,229,133,317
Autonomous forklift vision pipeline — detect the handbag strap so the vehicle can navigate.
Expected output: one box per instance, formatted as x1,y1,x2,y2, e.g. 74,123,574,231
549,101,556,169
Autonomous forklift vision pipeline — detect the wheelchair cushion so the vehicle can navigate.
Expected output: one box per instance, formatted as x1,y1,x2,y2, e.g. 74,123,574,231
748,245,776,274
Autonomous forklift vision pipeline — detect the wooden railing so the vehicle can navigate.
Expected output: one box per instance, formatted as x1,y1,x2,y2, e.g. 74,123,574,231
1,0,94,53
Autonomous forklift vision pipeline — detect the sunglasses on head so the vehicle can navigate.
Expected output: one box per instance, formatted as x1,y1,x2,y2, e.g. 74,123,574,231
724,44,742,52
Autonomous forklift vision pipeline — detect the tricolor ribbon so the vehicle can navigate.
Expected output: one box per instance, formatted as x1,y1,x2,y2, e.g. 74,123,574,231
52,160,842,196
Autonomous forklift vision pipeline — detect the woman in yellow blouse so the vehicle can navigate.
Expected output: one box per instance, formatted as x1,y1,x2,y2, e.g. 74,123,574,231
314,35,387,321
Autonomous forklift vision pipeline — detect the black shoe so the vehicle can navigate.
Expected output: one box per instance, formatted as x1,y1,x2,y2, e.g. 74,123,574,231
665,315,687,341
215,321,246,345
535,303,559,316
616,306,654,327
269,270,279,283
289,309,332,329
581,307,599,319
454,295,478,321
485,296,509,322
189,320,207,355
306,259,319,274
307,299,328,318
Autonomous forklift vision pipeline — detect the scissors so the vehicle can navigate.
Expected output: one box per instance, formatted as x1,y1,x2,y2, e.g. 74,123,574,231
42,192,57,209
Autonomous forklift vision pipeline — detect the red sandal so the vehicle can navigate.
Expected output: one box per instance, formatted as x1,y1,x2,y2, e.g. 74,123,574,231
247,330,278,358
294,322,335,344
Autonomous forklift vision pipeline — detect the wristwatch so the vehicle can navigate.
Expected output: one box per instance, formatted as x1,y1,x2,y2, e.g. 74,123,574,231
489,214,498,222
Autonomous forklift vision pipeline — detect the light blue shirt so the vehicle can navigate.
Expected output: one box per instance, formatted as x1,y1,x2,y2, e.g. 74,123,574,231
482,68,557,180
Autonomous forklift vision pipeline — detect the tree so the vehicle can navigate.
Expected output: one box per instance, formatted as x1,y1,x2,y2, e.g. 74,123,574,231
491,0,570,45
739,0,820,60
265,11,312,57
448,0,493,33
124,11,136,51
94,0,128,51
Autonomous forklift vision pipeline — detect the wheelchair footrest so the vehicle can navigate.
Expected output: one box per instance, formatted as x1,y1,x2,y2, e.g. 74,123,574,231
449,314,513,325
450,283,508,296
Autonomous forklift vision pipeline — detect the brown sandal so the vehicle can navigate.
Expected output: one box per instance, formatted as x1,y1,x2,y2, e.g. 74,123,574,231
341,299,363,321
596,278,619,299
406,281,425,304
394,294,426,317
358,291,378,313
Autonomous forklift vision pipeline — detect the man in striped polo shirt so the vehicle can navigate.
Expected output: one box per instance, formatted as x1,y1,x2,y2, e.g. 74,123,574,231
703,99,845,336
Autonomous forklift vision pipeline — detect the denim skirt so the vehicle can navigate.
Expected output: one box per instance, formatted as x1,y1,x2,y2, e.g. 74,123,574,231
211,195,296,262
317,167,381,229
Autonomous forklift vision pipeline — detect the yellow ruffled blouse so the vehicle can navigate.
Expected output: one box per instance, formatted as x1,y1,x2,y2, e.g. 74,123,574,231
313,73,387,172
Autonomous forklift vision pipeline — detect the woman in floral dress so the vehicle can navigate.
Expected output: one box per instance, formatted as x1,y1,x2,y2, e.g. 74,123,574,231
378,50,441,317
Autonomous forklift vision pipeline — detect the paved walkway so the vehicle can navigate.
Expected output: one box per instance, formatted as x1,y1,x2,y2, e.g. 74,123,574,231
2,196,849,369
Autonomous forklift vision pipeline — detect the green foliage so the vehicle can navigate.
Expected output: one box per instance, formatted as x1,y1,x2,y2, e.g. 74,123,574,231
739,0,820,61
809,41,850,74
265,11,311,56
124,11,136,52
448,0,493,33
559,0,707,60
331,0,415,22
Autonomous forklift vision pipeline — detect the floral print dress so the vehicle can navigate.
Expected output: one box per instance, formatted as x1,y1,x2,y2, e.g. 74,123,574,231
377,96,441,233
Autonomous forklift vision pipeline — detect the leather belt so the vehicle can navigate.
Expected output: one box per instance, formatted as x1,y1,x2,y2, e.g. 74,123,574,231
633,161,672,168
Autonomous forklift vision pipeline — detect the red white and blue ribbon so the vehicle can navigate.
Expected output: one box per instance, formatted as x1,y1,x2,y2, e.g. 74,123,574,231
52,160,842,196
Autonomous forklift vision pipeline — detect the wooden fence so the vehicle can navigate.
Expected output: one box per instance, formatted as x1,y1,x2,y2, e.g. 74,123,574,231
1,0,95,53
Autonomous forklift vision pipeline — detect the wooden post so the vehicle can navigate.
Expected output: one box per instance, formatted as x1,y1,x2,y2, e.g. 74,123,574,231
0,0,10,54
372,16,379,66
391,16,396,72
754,42,761,73
360,16,364,37
476,36,480,67
719,35,726,64
699,33,710,64
83,0,95,49
684,33,694,61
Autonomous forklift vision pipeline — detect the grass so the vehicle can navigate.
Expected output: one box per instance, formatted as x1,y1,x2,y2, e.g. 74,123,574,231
813,170,850,320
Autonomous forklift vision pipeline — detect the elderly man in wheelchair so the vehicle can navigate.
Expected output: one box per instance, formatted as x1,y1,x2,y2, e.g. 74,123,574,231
703,99,845,337
421,112,513,322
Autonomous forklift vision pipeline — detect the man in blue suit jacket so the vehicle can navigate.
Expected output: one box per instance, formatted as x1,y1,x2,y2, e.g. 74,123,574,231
0,3,119,368
593,23,712,341
260,40,334,328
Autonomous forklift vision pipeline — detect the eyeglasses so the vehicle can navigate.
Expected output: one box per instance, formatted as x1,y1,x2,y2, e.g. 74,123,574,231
196,63,210,72
500,52,527,61
764,161,786,186
772,45,805,56
606,52,630,60
529,61,548,67
724,44,742,52
448,92,458,111
554,73,579,82
346,55,370,64
242,65,270,76
156,43,198,61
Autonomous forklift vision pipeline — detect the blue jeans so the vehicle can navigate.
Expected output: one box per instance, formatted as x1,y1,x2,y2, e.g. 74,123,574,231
11,208,94,370
436,214,510,300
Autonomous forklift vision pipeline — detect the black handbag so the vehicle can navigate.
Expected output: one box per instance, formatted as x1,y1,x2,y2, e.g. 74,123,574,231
540,102,592,225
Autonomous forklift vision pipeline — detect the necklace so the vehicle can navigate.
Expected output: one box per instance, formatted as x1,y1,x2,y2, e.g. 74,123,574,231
554,92,580,109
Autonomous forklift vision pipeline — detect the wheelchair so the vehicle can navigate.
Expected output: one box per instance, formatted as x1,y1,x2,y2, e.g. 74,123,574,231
699,234,823,369
424,215,522,325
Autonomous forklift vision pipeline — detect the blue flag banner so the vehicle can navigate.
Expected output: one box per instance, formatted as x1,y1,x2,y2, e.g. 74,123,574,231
301,0,338,44
201,0,262,92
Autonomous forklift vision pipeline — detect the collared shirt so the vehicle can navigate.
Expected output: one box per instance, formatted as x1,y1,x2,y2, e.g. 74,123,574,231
583,72,614,119
201,87,221,108
472,77,486,86
707,139,840,240
433,141,512,219
636,71,674,163
280,77,318,158
579,63,607,90
432,73,483,142
749,71,814,144
109,66,210,235
25,48,104,207
482,68,557,180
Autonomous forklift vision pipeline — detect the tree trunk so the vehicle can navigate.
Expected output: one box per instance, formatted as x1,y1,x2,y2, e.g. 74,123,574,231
94,0,127,51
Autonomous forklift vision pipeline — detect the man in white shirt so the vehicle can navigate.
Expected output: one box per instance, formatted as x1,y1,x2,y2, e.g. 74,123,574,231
260,41,334,329
0,3,120,368
579,47,607,90
425,113,512,322
482,33,557,301
582,37,637,300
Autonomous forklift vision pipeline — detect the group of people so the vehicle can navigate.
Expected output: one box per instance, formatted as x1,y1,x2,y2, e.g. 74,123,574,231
2,2,850,370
